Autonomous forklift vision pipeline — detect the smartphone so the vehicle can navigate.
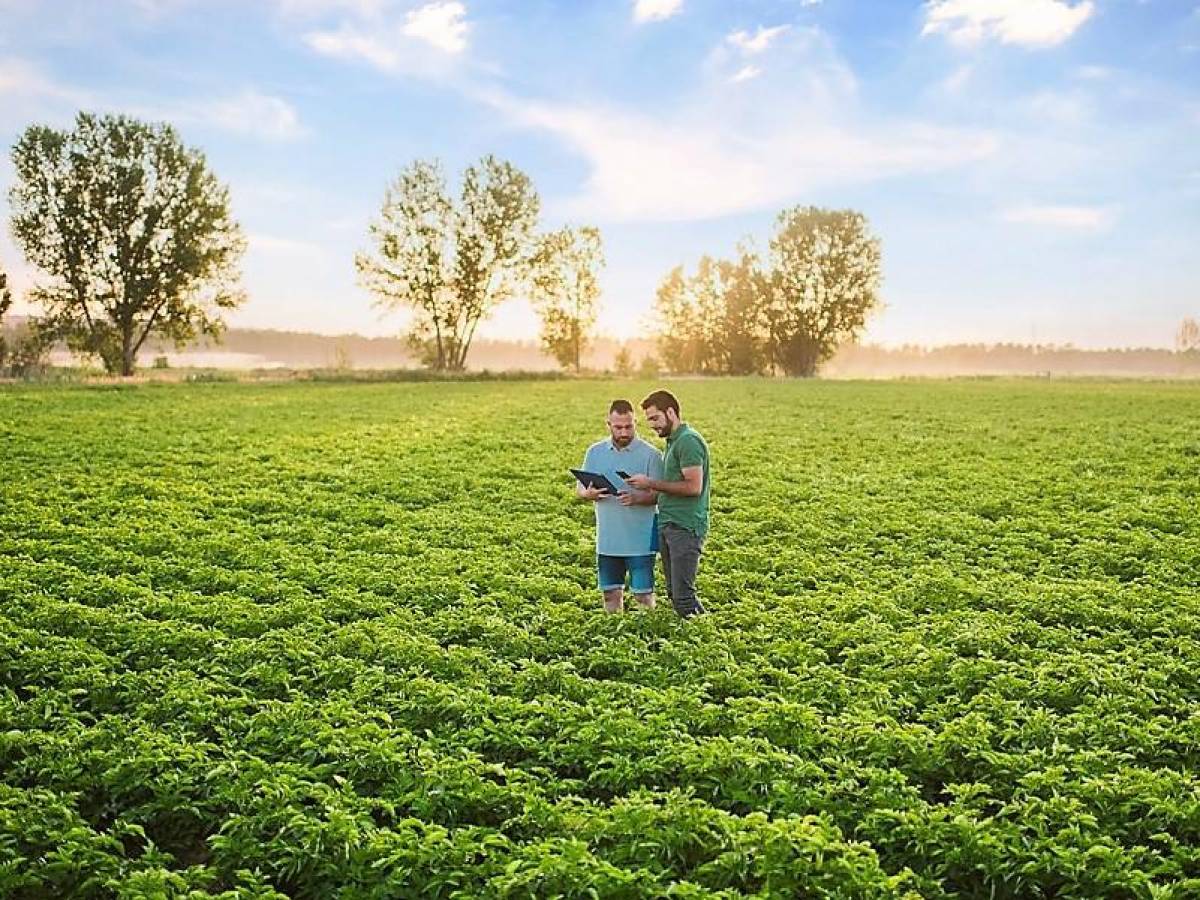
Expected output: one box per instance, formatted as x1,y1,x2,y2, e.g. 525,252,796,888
616,470,631,480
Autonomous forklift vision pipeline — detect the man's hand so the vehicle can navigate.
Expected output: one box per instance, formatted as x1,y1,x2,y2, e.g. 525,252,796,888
617,489,656,506
625,473,652,490
579,484,611,501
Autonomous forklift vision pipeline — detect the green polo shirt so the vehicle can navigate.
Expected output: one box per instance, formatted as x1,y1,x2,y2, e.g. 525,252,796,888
658,423,710,537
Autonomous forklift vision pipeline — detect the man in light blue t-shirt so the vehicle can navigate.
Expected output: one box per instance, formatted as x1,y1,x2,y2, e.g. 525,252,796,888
577,399,664,613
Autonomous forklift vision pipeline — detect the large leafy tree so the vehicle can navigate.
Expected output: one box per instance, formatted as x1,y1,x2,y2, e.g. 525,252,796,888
764,206,881,377
530,225,603,373
9,112,245,376
654,250,767,375
357,156,539,371
654,258,718,375
655,206,881,377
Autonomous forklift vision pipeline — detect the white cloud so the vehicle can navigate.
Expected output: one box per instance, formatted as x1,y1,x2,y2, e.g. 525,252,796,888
731,64,762,83
706,25,855,101
472,24,994,223
1002,203,1115,229
922,0,1095,48
939,62,973,94
306,23,403,68
200,90,306,140
0,57,88,105
633,0,682,25
464,25,1001,224
0,62,305,142
402,1,468,54
304,1,471,74
476,84,995,222
727,24,791,54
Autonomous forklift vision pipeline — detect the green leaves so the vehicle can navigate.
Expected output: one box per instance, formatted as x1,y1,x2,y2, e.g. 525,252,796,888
1,379,1198,897
8,112,245,376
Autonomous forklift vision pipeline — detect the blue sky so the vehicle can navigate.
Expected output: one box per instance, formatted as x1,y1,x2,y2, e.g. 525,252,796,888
1,0,1197,347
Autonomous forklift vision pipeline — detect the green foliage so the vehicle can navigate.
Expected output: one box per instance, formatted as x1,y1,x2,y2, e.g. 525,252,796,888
1,379,1198,897
765,206,882,376
8,112,246,377
655,207,882,377
655,252,768,376
357,156,541,372
530,225,604,373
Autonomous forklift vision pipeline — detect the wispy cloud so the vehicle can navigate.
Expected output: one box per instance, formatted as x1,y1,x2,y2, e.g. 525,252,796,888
200,90,306,140
707,25,858,103
477,86,995,222
0,58,304,141
727,24,791,54
304,0,471,75
731,64,762,84
0,57,88,106
1002,203,1116,230
923,0,1095,49
939,63,974,94
632,0,682,25
470,21,998,222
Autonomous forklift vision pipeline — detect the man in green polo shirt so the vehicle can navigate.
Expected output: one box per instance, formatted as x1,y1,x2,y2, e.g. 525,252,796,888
625,389,709,618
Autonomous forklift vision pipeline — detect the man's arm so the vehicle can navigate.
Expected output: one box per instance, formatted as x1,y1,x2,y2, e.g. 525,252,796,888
629,449,663,504
627,466,703,497
618,487,656,506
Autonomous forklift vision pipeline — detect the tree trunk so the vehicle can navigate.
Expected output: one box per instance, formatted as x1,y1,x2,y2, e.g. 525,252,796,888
121,326,136,376
780,333,822,377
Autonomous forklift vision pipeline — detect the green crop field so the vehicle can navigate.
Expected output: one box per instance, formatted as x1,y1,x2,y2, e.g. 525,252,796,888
2,379,1198,899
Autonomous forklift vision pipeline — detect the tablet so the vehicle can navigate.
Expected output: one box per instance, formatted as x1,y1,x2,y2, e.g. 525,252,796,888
569,468,621,495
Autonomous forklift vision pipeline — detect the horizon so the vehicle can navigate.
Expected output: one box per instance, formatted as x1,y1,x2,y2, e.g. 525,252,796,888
1,0,1198,350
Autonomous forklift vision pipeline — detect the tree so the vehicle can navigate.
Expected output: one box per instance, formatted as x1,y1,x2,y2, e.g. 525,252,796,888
530,225,603,373
357,156,540,371
654,260,713,374
711,249,769,375
0,260,11,368
763,206,882,376
9,112,245,376
1177,317,1200,353
613,344,633,376
653,251,767,375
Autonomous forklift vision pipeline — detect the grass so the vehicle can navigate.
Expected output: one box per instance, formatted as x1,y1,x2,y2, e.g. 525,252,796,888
2,378,1198,898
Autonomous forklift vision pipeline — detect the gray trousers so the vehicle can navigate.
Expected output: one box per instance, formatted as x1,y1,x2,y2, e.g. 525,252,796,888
659,523,706,617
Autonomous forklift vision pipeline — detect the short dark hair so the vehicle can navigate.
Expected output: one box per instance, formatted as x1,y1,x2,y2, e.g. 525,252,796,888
609,399,634,416
641,389,679,417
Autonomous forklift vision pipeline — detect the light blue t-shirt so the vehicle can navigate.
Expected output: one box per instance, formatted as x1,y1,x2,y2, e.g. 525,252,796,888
582,436,664,557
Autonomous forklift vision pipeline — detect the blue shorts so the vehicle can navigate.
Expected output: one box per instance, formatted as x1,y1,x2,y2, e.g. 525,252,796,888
597,554,655,594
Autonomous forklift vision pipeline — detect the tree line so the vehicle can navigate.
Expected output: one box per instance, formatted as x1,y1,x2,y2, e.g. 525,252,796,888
4,111,1192,379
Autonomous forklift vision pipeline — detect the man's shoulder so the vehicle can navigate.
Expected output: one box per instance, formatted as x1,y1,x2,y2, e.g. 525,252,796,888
585,437,611,456
630,437,661,456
